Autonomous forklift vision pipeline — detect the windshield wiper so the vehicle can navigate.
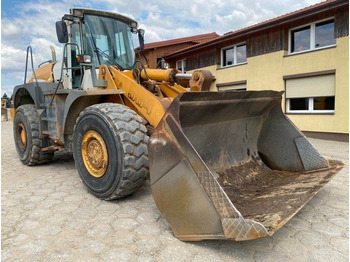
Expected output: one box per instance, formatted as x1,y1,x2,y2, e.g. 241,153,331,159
96,47,124,71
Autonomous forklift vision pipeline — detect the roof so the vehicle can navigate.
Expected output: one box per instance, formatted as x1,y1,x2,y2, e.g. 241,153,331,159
70,8,138,26
141,32,219,50
164,0,348,59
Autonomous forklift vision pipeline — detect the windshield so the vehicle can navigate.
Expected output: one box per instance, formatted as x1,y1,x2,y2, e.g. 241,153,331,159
83,14,135,69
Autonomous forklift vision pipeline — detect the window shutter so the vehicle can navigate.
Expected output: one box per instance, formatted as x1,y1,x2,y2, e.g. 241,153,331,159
286,74,335,98
218,83,246,91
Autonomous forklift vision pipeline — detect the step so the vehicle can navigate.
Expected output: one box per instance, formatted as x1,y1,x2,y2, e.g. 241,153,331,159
41,117,57,122
40,103,57,108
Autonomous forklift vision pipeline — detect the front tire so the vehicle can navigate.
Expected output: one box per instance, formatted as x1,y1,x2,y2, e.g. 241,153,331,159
13,104,54,165
73,103,149,200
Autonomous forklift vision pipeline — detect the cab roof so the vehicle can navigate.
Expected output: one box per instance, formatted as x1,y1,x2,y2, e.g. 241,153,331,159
70,8,138,28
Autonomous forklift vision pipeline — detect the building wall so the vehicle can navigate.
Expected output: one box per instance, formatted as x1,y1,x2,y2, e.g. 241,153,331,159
168,5,349,135
169,6,348,66
285,37,349,134
187,36,349,134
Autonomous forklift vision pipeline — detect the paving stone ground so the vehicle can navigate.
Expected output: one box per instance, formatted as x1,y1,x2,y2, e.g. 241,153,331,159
1,120,349,261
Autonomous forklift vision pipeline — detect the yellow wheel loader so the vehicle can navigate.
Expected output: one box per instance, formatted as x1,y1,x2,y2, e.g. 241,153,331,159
10,8,343,241
1,100,8,122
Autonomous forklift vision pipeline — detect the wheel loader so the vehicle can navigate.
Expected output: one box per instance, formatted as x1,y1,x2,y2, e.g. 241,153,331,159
10,8,343,241
1,100,8,122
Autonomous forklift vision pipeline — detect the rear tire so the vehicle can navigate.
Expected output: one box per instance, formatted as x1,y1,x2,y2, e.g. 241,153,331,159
13,104,54,165
73,103,149,200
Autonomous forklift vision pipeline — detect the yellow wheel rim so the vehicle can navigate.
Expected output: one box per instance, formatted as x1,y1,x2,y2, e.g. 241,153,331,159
81,130,108,178
17,123,27,151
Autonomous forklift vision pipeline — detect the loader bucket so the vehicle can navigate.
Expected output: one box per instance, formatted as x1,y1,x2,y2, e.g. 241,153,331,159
149,90,343,241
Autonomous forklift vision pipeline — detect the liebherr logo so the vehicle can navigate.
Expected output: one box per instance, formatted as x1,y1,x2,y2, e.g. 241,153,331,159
127,92,152,115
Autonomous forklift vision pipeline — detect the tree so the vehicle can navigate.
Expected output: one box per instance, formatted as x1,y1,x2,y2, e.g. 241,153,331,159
1,93,9,101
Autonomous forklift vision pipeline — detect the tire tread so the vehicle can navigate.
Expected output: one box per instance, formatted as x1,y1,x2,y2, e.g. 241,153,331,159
15,104,54,165
74,103,149,200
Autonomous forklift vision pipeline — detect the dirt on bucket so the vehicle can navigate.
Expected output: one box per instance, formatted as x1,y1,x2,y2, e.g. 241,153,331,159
216,159,343,232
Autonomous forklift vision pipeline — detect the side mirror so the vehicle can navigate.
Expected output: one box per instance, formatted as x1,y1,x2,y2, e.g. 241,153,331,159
56,20,68,43
138,29,145,51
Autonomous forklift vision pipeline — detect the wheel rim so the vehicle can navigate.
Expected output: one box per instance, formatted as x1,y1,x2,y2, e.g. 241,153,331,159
17,123,27,151
81,130,108,178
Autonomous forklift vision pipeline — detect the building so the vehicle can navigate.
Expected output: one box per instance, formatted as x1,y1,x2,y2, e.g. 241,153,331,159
136,32,219,69
164,0,349,141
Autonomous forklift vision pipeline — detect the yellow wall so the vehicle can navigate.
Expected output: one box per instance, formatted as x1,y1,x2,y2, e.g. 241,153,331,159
188,36,349,134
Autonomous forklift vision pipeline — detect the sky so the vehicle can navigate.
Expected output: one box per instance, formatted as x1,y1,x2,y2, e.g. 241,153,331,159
1,0,323,96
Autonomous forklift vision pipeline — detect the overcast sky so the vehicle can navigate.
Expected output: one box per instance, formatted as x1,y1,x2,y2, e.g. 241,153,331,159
1,0,323,96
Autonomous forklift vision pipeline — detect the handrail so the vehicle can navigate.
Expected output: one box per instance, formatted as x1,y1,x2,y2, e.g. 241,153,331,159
24,46,41,108
50,43,81,105
24,46,39,86
38,60,53,68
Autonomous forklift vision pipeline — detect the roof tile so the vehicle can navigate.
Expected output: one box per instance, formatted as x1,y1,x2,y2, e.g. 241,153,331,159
142,32,219,50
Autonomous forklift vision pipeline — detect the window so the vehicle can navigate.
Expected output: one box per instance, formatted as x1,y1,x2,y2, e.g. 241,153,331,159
115,32,126,56
289,19,335,54
217,81,247,91
236,44,247,64
96,35,109,54
285,74,335,113
176,59,186,73
157,57,168,69
83,15,135,69
291,26,311,52
157,57,162,68
315,20,336,47
223,48,234,66
287,97,335,113
70,23,82,88
71,23,82,53
221,43,247,67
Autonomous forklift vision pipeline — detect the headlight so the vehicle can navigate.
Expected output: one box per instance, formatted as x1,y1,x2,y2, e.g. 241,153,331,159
130,27,138,34
73,9,83,17
77,54,92,64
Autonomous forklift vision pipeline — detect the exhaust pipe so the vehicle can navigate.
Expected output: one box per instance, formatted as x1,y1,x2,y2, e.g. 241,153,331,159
50,45,57,62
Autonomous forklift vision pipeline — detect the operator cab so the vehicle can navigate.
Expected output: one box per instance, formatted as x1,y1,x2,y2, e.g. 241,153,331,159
55,8,145,89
